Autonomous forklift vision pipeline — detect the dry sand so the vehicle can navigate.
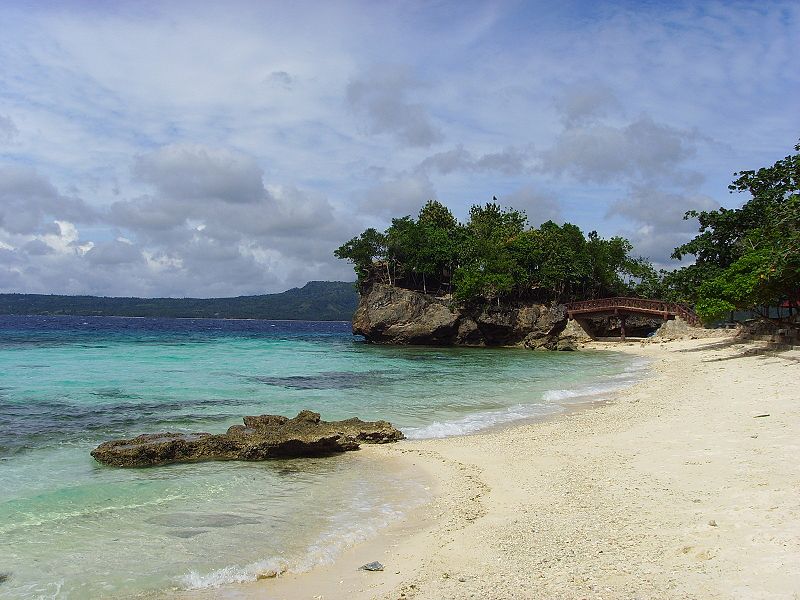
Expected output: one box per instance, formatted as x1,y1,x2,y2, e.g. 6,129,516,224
203,337,800,600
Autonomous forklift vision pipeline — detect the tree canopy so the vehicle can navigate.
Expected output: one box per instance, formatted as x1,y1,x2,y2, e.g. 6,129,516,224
335,142,799,325
670,142,799,322
335,199,653,304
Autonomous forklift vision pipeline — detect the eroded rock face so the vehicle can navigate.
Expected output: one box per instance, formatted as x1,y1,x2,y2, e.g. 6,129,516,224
91,410,404,467
351,284,460,345
550,319,594,350
352,283,569,349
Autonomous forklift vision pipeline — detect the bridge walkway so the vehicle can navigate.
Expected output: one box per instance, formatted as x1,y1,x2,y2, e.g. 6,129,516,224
565,297,702,340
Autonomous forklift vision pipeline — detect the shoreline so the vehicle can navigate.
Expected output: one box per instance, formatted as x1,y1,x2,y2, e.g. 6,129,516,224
186,336,800,599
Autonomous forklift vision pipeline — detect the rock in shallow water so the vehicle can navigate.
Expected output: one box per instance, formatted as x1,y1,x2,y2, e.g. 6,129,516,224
90,410,404,467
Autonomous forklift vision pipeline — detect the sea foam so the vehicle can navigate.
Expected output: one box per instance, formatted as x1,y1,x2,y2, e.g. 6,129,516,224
404,403,557,439
405,355,649,440
179,485,427,589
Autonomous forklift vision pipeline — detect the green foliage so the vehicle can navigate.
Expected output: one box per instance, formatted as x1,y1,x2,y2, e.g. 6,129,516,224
694,250,772,322
508,222,588,298
335,199,652,304
418,198,458,230
334,228,386,282
381,201,462,293
452,203,527,302
660,263,719,304
623,257,665,299
670,141,800,322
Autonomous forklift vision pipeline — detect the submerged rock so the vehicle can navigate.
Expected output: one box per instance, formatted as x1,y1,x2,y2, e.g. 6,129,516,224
91,410,404,467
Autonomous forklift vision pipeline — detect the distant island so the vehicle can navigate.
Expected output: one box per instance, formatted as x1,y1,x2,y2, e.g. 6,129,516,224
0,281,358,321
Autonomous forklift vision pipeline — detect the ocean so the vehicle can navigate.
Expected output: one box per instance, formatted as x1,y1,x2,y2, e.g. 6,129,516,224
0,315,646,598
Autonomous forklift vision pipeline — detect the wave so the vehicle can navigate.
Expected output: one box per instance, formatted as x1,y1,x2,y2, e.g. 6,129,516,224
405,356,650,440
541,380,626,402
544,357,649,400
180,556,291,589
403,403,558,439
179,492,425,590
0,493,186,535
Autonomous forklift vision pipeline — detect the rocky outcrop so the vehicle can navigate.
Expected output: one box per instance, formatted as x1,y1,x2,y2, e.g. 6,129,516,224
91,410,404,467
352,283,569,349
554,319,594,350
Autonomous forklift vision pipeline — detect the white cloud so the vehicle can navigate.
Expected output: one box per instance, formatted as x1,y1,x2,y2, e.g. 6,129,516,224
0,1,796,295
85,239,142,265
418,145,532,176
539,116,701,184
607,186,720,265
39,221,94,256
557,82,622,126
358,172,436,218
346,65,443,148
0,167,96,234
501,186,562,227
133,144,266,204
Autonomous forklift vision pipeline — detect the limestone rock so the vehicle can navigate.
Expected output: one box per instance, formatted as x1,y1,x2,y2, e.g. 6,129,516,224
352,283,569,349
555,319,594,350
91,411,404,467
455,316,481,345
352,283,460,344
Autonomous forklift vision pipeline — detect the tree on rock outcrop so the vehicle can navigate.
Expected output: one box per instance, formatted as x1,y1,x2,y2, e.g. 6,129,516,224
452,203,527,303
334,228,387,285
335,198,653,305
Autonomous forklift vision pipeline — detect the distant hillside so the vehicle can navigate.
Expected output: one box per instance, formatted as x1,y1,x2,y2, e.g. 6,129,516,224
0,281,359,321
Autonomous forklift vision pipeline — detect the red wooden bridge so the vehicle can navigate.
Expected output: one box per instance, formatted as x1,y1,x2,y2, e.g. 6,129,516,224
565,297,702,340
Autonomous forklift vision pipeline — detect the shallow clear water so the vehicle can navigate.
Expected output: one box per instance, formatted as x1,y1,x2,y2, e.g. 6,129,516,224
0,315,645,598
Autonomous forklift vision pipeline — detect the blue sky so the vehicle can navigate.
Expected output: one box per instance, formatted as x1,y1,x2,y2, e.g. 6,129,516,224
0,0,798,296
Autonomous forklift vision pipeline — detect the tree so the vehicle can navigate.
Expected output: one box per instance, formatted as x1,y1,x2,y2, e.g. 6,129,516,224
416,200,459,293
418,199,458,231
623,257,665,299
671,141,800,322
508,222,589,301
334,200,650,305
452,203,527,303
333,228,386,285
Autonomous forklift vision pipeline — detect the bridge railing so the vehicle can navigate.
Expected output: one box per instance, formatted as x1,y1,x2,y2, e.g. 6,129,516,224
565,297,702,327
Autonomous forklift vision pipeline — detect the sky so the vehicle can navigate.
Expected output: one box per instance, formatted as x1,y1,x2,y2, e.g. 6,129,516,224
0,0,798,297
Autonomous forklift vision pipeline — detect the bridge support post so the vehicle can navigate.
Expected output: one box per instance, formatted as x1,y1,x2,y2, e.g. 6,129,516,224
620,315,627,341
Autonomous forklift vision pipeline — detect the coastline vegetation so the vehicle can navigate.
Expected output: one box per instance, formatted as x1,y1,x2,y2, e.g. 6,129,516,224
336,142,799,325
335,200,659,304
668,142,799,322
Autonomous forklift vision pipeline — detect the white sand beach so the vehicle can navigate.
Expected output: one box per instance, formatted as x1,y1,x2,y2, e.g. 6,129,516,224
202,337,800,600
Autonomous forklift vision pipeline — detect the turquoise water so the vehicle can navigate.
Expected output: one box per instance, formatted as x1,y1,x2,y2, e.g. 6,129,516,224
0,316,645,598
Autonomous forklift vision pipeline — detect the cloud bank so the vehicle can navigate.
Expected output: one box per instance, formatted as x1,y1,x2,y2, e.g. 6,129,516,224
0,1,797,296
